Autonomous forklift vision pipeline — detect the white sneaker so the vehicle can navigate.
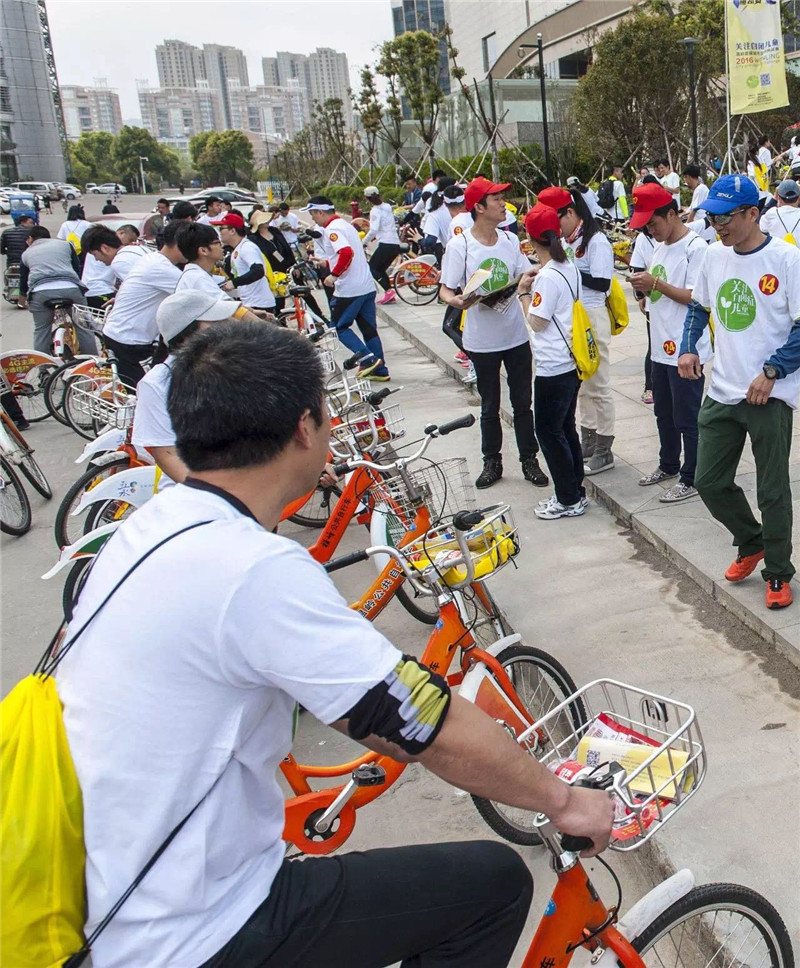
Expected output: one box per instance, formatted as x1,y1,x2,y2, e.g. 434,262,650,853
534,499,586,520
462,362,477,385
659,482,698,503
536,494,589,510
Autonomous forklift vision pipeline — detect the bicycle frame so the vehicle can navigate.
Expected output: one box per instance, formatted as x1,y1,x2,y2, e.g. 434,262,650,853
0,411,29,462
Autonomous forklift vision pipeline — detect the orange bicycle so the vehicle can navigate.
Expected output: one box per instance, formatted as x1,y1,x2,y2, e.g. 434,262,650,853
283,502,584,854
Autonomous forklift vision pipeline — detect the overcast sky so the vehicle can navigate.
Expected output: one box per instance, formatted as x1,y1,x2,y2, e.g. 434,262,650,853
47,0,395,120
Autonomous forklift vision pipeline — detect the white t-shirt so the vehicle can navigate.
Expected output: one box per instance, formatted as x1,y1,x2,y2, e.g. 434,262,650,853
757,146,773,170
57,218,93,247
323,216,375,298
103,252,183,345
422,205,452,246
686,217,718,245
111,244,147,283
528,259,581,377
605,179,628,220
81,251,116,297
365,202,400,245
647,231,711,366
175,262,234,298
447,210,472,241
131,357,176,449
692,237,800,408
57,482,400,968
689,182,709,212
630,231,656,271
563,230,614,309
275,212,300,245
580,187,604,218
440,226,531,354
760,205,800,241
231,237,275,309
660,171,681,194
746,161,770,200
195,214,219,227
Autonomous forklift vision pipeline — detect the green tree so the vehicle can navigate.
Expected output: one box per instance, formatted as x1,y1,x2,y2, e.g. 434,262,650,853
196,130,255,186
70,131,116,183
375,44,407,179
113,126,178,190
312,98,355,181
353,68,384,181
189,131,214,171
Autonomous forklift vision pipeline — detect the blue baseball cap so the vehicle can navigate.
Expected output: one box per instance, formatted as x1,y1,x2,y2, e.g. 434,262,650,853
697,174,759,214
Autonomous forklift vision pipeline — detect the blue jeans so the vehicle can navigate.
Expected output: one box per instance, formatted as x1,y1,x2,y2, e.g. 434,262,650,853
651,361,704,486
330,291,388,376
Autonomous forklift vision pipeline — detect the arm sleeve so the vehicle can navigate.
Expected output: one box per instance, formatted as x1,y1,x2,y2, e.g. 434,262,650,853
580,272,611,293
679,300,711,355
364,208,379,244
765,320,800,378
582,233,613,291
331,246,354,276
234,261,266,286
19,259,29,297
131,371,176,449
440,235,468,291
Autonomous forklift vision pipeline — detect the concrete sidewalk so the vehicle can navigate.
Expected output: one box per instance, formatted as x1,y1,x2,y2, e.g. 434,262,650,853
377,291,800,665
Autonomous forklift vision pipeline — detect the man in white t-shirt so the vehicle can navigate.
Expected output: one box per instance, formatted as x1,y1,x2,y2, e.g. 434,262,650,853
56,321,613,968
599,166,628,221
441,176,548,490
79,225,118,308
629,183,709,504
111,225,147,282
274,202,300,248
302,195,390,380
363,185,401,305
101,220,186,387
678,174,800,610
656,159,681,197
760,179,800,242
681,164,709,219
213,212,275,312
196,196,224,226
174,221,235,300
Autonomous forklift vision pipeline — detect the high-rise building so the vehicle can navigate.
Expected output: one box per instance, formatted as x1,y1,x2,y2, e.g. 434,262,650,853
61,82,123,140
0,0,66,180
228,82,306,141
138,85,222,153
262,56,279,86
275,51,312,123
391,0,451,108
308,47,351,111
155,40,249,128
202,43,249,127
155,39,206,89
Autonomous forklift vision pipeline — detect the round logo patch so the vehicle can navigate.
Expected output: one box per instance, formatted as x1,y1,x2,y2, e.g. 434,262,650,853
663,340,676,356
716,278,756,332
454,226,463,235
532,292,542,308
758,274,779,296
564,246,575,262
478,257,510,293
329,232,339,242
649,265,667,303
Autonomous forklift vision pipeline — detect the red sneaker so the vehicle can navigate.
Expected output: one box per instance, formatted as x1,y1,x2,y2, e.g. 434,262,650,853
766,579,793,610
724,550,765,582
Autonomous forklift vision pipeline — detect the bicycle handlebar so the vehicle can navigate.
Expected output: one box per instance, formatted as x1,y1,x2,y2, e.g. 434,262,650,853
324,550,370,574
436,414,476,436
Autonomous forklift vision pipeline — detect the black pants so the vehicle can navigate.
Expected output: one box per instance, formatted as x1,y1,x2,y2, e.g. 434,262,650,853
102,334,153,389
369,243,401,291
86,293,114,310
644,315,652,391
469,341,538,462
534,370,584,506
200,841,532,968
652,361,704,486
1,390,25,424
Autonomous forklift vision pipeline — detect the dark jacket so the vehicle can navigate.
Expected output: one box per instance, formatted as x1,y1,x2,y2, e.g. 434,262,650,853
0,225,32,265
248,227,295,274
102,203,120,214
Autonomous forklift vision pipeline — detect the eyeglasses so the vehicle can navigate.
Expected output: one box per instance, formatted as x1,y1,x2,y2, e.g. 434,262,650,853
706,207,748,226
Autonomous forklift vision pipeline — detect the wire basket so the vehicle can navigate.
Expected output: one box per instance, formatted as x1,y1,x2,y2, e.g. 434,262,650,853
67,376,136,430
330,400,405,450
326,376,373,415
400,502,518,586
71,304,108,335
519,679,706,852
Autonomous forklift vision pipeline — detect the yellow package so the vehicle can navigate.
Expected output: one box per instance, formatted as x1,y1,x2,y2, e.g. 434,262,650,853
575,735,691,799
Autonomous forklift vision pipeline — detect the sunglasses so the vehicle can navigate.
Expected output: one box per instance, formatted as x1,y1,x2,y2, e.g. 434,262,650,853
706,206,749,226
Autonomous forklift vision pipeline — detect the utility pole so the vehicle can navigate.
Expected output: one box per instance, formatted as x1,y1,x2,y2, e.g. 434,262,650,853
682,38,700,164
139,156,148,195
518,35,552,184
486,72,501,182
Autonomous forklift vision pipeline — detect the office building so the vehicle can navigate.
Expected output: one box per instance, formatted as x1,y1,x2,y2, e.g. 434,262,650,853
155,39,249,127
202,43,249,127
155,39,206,89
0,0,66,181
308,47,350,107
391,0,451,103
61,82,123,140
228,82,306,141
138,85,223,153
262,56,280,86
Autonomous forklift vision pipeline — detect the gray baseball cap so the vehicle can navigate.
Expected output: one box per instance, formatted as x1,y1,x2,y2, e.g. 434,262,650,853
156,290,236,343
776,179,799,202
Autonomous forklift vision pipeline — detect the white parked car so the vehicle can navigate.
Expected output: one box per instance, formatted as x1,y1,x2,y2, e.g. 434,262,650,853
57,184,82,200
91,183,128,194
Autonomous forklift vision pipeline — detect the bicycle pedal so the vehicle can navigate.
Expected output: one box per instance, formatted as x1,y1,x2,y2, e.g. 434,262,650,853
352,764,386,787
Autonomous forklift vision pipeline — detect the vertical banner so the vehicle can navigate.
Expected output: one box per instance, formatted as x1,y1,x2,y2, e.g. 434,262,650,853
726,0,790,114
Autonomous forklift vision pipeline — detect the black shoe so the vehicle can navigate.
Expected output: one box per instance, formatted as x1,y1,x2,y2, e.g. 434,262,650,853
14,417,31,432
476,457,503,489
521,457,549,487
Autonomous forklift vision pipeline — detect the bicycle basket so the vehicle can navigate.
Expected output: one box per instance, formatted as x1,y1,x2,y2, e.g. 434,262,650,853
330,400,405,450
399,502,517,586
519,679,706,851
71,304,107,335
326,376,373,415
67,374,136,430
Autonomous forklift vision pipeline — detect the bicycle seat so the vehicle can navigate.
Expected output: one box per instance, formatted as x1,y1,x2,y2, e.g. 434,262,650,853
289,285,312,297
43,298,74,310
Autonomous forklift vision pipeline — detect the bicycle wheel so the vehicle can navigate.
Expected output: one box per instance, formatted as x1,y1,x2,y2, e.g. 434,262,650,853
63,373,104,440
288,484,342,529
393,263,440,306
62,558,92,622
44,358,84,425
18,450,52,499
632,883,794,968
471,644,586,846
457,583,509,648
0,455,32,536
54,455,132,548
7,361,58,423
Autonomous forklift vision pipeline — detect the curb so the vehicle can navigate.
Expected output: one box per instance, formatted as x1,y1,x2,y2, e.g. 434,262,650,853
377,304,800,670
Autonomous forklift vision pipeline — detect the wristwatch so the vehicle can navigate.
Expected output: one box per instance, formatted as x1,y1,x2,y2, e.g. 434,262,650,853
763,364,779,381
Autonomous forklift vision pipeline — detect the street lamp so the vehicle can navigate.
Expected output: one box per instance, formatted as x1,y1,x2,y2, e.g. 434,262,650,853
139,155,148,195
518,34,552,184
681,38,701,164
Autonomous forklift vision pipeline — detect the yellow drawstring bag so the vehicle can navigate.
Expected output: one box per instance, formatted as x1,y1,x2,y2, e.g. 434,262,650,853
606,276,630,335
550,267,600,381
66,232,82,256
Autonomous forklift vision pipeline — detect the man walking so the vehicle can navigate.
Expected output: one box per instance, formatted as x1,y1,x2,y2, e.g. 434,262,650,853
682,165,709,219
599,166,628,222
628,183,709,503
363,186,401,305
440,176,548,490
303,195,390,381
679,175,800,610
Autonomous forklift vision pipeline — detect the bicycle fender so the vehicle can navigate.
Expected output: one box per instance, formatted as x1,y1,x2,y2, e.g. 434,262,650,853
463,633,522,662
71,465,165,516
41,522,119,579
76,428,127,463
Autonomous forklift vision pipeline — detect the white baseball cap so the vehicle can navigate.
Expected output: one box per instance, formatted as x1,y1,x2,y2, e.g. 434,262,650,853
364,185,381,197
156,291,236,343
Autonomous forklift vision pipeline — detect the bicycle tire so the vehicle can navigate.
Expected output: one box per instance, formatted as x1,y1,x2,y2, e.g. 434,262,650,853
471,644,585,846
0,455,32,536
62,558,92,622
18,450,52,499
7,361,58,423
631,883,794,968
54,455,132,549
288,484,342,529
44,358,84,425
394,275,439,307
62,372,104,440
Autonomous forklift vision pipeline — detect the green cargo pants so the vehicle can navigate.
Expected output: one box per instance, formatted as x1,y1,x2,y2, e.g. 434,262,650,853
695,396,794,583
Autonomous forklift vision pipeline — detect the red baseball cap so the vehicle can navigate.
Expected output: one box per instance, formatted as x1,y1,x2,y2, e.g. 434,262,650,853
536,186,573,211
210,213,246,229
523,203,561,241
464,176,512,212
629,183,675,229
